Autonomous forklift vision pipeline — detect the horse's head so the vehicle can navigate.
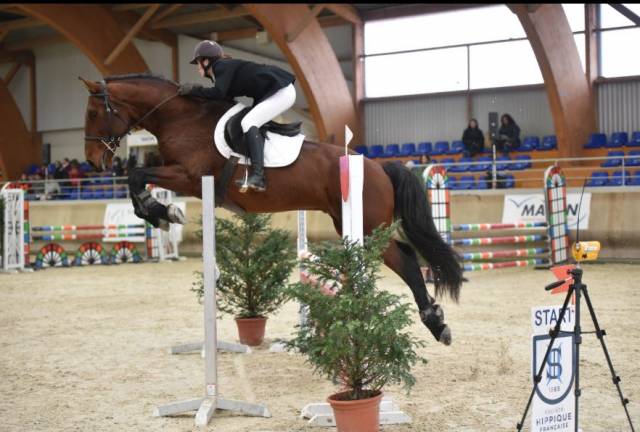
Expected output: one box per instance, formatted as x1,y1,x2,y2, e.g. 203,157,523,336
80,77,141,171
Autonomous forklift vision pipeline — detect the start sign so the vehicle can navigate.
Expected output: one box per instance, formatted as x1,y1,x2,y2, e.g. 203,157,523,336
531,305,576,432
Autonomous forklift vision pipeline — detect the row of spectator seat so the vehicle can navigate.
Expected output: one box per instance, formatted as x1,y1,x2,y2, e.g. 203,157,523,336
600,150,640,167
448,174,516,190
58,186,128,200
586,171,640,186
357,136,558,158
427,155,533,172
585,132,640,149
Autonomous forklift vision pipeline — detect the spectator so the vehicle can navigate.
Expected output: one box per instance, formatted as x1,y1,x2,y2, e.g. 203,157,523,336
111,156,125,177
495,114,521,155
462,118,484,158
67,159,84,189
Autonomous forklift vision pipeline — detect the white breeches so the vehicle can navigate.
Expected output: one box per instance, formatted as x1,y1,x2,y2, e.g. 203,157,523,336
241,83,296,133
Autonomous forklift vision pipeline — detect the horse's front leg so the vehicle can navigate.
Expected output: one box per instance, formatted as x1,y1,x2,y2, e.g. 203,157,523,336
128,165,193,231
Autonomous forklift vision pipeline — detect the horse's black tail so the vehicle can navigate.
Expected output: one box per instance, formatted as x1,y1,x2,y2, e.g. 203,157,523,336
382,161,463,301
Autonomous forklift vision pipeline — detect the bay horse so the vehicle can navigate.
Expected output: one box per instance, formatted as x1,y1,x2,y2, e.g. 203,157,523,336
80,74,463,345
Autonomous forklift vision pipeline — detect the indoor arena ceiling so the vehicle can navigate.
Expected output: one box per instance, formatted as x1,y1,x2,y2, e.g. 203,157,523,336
0,4,489,50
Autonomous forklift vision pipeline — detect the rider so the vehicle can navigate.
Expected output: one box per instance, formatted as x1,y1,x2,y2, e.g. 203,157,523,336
178,40,297,193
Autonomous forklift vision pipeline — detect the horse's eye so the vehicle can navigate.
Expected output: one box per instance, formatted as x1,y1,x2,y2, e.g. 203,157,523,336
88,110,97,119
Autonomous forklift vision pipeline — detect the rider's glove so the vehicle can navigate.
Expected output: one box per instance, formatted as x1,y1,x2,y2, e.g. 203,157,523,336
177,83,197,96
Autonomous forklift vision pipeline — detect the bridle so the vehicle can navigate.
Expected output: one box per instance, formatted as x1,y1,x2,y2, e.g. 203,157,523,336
84,79,179,170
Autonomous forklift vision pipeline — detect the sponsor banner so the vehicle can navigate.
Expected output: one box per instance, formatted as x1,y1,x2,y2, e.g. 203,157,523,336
502,193,591,229
531,305,576,432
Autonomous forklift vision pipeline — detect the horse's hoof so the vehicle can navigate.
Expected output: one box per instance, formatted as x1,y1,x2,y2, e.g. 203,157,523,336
439,325,452,346
158,218,170,232
167,203,186,225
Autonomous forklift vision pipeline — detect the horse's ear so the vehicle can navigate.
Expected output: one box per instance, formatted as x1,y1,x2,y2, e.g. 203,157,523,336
78,77,101,94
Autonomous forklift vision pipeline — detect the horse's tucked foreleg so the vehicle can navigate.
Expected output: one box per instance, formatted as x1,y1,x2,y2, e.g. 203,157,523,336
128,165,191,230
384,240,452,346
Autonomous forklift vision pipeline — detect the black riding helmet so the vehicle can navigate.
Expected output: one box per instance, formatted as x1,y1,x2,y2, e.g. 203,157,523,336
189,40,224,65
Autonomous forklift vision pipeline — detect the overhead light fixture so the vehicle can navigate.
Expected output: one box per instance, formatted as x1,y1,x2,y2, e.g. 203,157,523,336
210,32,219,42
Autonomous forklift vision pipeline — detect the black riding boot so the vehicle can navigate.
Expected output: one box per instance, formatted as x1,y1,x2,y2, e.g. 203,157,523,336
235,126,267,193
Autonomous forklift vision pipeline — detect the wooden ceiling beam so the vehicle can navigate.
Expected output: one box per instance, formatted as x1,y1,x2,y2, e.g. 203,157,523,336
105,4,161,66
113,10,177,46
151,6,250,29
286,4,324,43
111,4,150,12
2,33,66,52
151,4,183,24
3,61,21,84
324,4,361,25
0,17,42,32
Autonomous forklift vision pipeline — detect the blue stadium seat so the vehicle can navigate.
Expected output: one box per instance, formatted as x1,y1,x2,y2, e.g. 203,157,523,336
503,174,515,188
458,175,475,189
627,150,640,167
520,136,537,152
629,131,640,147
496,155,511,171
439,158,455,169
541,135,557,150
399,142,417,157
584,133,607,149
512,155,532,170
383,144,400,158
81,189,94,200
93,188,106,199
115,187,128,199
475,177,489,189
607,132,628,148
368,145,384,159
103,188,114,199
448,157,472,172
586,171,608,187
432,141,449,156
626,171,640,186
79,161,93,174
469,156,492,172
417,142,432,156
601,151,624,167
447,140,465,155
354,145,368,157
448,175,458,190
607,171,624,186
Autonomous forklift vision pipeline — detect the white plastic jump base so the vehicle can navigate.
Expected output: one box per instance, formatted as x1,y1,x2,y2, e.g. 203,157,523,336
154,176,270,427
301,396,411,427
169,340,252,355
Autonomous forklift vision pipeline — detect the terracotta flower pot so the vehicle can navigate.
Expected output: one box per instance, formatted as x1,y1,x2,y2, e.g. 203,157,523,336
235,316,267,346
327,390,383,432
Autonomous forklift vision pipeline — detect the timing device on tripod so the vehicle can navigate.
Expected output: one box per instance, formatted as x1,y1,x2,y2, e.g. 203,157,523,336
516,185,636,432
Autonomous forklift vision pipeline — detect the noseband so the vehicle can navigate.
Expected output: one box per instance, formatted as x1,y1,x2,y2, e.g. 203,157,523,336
84,80,178,170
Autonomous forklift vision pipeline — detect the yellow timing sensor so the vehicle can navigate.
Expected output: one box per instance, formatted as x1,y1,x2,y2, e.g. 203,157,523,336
572,241,601,262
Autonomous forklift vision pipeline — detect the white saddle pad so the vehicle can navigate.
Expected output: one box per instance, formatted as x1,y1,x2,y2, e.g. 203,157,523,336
214,102,305,167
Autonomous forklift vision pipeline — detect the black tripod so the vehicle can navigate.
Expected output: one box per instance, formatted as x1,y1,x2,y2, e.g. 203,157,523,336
516,266,635,432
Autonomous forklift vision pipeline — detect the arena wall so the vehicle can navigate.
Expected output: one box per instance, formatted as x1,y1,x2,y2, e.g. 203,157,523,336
26,189,640,261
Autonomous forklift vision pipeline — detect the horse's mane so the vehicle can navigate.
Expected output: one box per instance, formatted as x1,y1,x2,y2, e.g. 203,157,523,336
104,73,178,87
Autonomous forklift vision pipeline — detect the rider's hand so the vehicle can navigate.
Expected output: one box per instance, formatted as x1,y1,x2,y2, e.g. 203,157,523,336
177,83,196,96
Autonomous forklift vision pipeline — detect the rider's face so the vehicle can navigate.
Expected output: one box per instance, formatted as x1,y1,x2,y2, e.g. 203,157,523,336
197,60,206,78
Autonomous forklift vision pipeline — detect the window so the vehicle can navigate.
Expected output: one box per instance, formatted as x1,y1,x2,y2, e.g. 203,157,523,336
364,5,524,55
470,40,542,90
600,3,640,28
365,47,468,98
364,4,589,97
601,27,640,77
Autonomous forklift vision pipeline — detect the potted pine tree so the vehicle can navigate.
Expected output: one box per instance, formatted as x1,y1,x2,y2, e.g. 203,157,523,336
192,212,296,346
282,225,427,432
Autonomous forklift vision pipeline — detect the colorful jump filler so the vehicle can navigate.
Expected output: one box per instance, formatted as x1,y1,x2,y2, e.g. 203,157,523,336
424,164,569,271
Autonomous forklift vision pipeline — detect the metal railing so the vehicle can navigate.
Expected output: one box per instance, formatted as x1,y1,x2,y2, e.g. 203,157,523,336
0,175,130,201
408,151,640,189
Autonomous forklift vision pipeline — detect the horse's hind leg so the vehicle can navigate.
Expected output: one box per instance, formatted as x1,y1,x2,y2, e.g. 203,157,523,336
384,239,452,345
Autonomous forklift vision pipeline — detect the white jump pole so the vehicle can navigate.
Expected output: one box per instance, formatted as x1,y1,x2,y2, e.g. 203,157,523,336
154,176,271,427
299,126,411,427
